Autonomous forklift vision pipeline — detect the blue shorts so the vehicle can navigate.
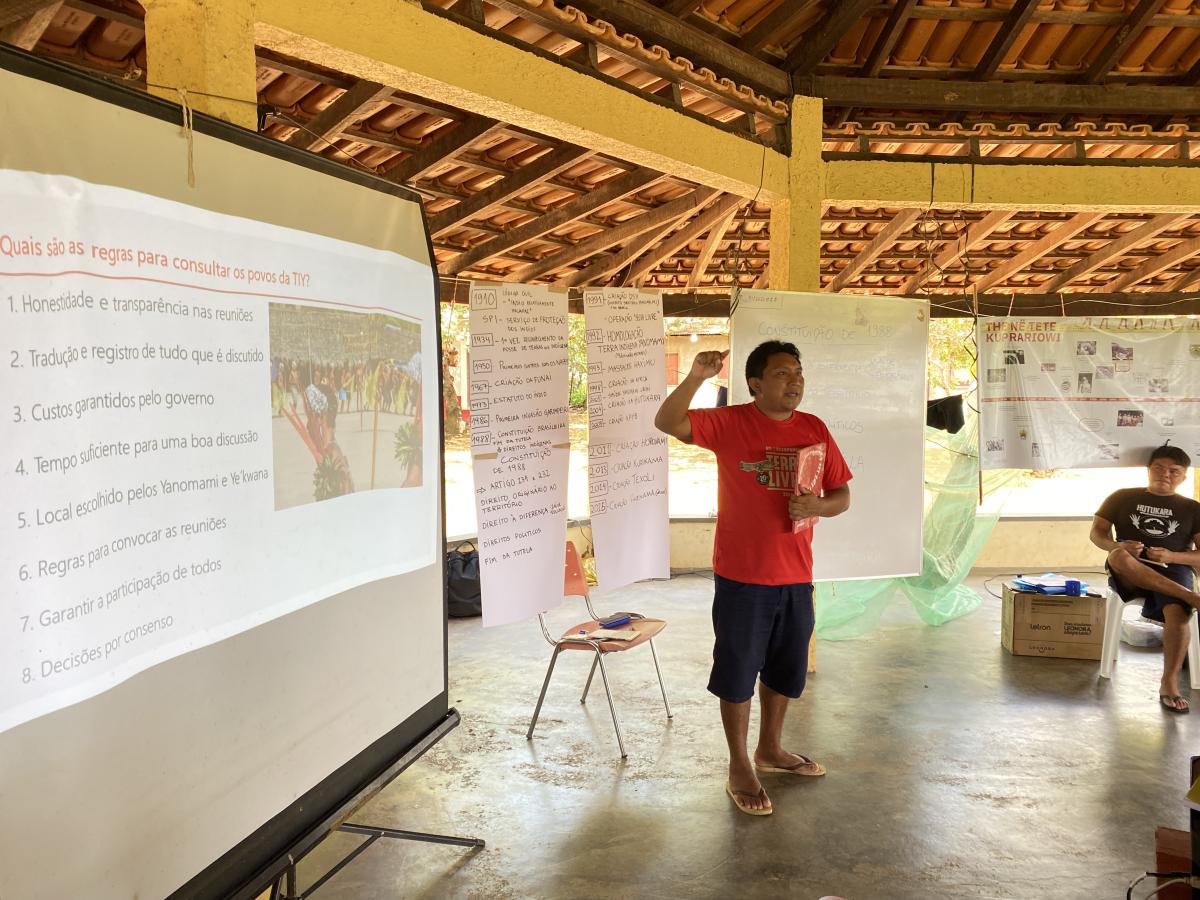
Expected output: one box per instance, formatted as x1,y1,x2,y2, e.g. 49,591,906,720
708,574,814,703
1108,559,1195,623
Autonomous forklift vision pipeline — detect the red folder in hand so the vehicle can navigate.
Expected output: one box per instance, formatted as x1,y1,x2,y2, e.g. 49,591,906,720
791,443,826,534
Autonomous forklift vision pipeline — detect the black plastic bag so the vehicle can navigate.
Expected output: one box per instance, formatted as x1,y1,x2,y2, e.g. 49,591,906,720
446,541,482,618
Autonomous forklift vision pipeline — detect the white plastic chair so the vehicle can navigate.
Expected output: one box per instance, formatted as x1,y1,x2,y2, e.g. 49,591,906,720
1100,582,1200,689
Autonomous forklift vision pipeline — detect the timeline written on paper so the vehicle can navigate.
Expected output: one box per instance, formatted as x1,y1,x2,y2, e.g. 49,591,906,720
469,283,570,626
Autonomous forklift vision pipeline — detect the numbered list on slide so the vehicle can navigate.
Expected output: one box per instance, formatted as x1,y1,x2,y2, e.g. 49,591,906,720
0,172,436,732
469,283,570,627
583,288,669,590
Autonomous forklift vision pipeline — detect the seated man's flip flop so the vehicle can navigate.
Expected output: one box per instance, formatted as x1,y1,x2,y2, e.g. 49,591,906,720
725,782,773,816
1160,694,1190,714
756,754,826,777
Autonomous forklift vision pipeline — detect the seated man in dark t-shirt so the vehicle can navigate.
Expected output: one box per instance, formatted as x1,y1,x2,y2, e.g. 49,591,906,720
1090,444,1200,713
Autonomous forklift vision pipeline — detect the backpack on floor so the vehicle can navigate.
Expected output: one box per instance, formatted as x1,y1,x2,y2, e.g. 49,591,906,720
446,541,482,618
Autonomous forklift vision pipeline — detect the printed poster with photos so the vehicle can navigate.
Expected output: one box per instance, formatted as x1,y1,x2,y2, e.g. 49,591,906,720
978,316,1200,470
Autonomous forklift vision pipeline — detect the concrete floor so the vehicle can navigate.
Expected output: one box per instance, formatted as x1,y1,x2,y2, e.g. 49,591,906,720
299,573,1198,899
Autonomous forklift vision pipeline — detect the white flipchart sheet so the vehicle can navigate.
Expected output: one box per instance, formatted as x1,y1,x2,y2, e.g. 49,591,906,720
469,283,570,626
582,288,669,591
978,315,1200,470
730,290,928,581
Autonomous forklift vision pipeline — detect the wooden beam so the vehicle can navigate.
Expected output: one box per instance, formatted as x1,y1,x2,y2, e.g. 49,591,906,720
455,0,484,22
1166,266,1200,291
933,291,1200,317
624,194,745,285
380,117,505,185
654,291,1200,318
283,80,392,151
903,211,1014,293
426,145,593,236
0,0,59,49
862,0,917,77
541,0,791,97
1108,235,1200,291
1083,0,1168,83
972,213,1105,293
829,208,922,292
485,0,786,118
561,215,691,287
440,167,662,274
257,0,790,200
0,0,55,28
1041,214,1192,292
61,0,142,29
686,201,743,288
785,0,876,76
973,0,1039,80
662,0,700,16
797,75,1200,115
514,187,720,282
1181,56,1200,87
737,2,814,55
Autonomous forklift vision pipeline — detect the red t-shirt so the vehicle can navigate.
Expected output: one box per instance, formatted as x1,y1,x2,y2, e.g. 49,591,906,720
688,402,852,585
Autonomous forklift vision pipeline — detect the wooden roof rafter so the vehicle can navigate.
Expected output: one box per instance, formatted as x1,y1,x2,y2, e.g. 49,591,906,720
378,117,508,184
561,213,696,288
0,0,60,50
1082,0,1170,84
425,144,595,237
830,208,923,292
972,0,1040,82
513,186,721,282
282,80,395,152
799,76,1200,116
972,213,1106,294
623,194,746,287
686,201,745,289
1107,235,1200,292
785,0,877,77
902,210,1014,294
440,166,665,275
1040,214,1194,292
477,0,788,139
542,0,791,97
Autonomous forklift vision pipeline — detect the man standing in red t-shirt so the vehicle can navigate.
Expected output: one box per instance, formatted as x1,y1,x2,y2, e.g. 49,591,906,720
655,340,852,816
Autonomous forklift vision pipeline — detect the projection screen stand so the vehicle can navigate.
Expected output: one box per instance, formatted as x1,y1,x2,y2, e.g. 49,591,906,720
259,710,485,899
270,825,485,900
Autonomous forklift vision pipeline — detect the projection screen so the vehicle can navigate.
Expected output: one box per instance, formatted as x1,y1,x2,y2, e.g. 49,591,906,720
0,48,447,900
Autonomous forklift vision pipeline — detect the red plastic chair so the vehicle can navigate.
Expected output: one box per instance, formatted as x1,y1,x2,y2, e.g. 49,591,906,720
526,541,672,758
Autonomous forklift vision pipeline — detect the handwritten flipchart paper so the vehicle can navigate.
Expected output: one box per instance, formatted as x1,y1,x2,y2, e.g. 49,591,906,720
469,283,570,626
583,288,670,591
730,290,928,581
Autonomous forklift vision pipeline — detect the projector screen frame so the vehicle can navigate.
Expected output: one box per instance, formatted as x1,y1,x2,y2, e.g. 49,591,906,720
0,44,454,900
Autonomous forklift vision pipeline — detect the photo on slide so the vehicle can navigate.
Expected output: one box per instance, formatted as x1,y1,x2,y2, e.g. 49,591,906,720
268,303,424,510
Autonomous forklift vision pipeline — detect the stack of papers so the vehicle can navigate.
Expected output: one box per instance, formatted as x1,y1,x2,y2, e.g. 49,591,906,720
1011,574,1090,595
586,629,639,641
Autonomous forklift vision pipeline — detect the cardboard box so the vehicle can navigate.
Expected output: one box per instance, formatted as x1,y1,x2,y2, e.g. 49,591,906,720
1001,584,1106,660
1154,826,1192,900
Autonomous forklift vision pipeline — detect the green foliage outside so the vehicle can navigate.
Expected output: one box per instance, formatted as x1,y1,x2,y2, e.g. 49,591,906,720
927,317,977,398
567,314,588,408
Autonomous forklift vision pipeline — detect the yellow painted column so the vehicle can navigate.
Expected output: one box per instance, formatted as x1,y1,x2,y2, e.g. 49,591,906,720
141,0,258,129
768,95,823,292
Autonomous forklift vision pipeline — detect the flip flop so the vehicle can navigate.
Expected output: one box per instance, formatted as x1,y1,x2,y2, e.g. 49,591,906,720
725,781,773,816
1160,694,1190,714
756,754,826,777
